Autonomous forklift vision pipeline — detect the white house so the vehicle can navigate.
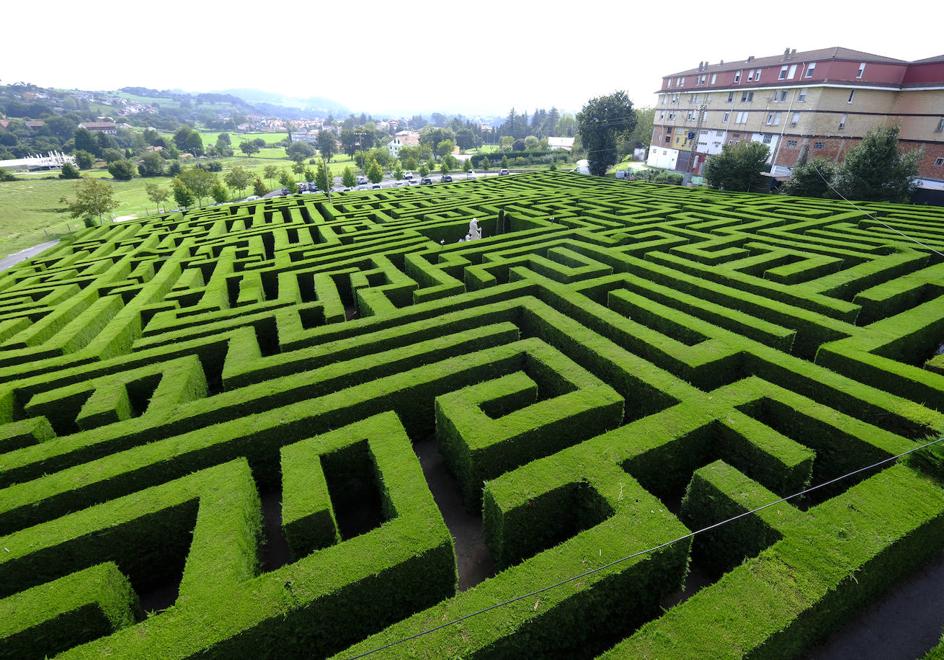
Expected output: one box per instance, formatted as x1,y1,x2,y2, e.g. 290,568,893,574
547,137,575,151
387,130,420,158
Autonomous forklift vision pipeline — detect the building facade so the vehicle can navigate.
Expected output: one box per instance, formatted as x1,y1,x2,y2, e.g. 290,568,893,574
648,48,944,200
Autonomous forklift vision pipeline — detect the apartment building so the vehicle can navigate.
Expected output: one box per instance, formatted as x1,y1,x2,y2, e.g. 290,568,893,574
648,47,944,201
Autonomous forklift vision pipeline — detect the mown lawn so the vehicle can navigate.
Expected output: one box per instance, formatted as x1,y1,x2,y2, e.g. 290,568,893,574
0,153,360,258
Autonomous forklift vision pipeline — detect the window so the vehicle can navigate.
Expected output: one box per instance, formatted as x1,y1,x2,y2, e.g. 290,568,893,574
754,68,762,80
687,111,695,121
735,111,749,124
678,76,685,87
857,62,866,79
727,91,734,102
775,90,788,102
935,157,944,166
672,94,679,103
805,62,816,78
667,79,673,88
798,90,807,102
848,90,855,104
659,112,665,119
788,64,797,78
814,141,825,149
741,91,754,102
787,139,798,148
748,69,755,81
838,114,847,130
666,127,673,134
734,70,742,83
936,117,944,133
762,134,773,144
668,113,675,120
790,112,800,127
665,135,671,143
779,65,789,80
722,111,730,123
765,112,781,126
710,73,717,84
699,74,707,85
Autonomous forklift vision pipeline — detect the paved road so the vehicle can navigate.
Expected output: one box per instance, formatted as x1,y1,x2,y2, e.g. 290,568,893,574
0,240,59,272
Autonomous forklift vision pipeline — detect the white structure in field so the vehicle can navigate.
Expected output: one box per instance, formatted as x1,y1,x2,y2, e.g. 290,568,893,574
0,151,76,171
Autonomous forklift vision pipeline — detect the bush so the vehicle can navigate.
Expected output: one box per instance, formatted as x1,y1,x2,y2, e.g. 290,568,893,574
59,163,81,179
73,150,94,170
0,167,17,182
782,158,838,198
107,159,136,181
704,141,770,192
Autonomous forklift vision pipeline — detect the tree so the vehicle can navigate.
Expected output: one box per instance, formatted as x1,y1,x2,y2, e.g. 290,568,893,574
704,141,770,192
172,178,194,209
440,161,450,175
210,181,229,204
524,135,540,151
278,168,295,190
74,127,99,156
138,151,165,177
252,178,268,197
224,166,254,198
177,167,217,206
339,129,359,157
101,148,125,164
481,157,491,172
367,159,384,184
341,166,357,188
215,133,234,157
263,165,279,188
418,162,430,177
435,140,455,159
463,159,472,173
61,177,119,225
393,160,404,180
317,131,338,161
499,136,514,152
73,150,94,170
286,141,315,163
145,182,169,214
501,155,510,170
831,126,919,202
314,158,332,197
292,161,306,177
59,163,81,179
239,141,260,157
577,90,636,176
782,159,839,198
107,159,137,181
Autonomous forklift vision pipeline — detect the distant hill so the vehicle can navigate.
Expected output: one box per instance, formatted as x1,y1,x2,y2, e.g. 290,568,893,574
220,89,349,117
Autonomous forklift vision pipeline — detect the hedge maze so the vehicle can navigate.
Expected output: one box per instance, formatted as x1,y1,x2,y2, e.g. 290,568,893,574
2,171,944,658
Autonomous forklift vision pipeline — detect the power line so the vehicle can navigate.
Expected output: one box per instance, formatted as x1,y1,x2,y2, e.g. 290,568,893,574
811,163,944,258
342,434,944,659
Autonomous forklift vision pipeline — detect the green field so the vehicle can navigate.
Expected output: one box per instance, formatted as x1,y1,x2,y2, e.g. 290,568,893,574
2,173,944,657
0,153,361,258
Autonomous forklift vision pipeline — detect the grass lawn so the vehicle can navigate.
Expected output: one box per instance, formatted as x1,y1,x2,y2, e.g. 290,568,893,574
0,153,363,258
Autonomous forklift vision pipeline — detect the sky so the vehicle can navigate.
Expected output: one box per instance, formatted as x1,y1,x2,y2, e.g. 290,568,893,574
4,0,942,118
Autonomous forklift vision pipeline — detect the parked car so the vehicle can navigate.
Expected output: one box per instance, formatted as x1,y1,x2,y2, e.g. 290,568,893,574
404,172,414,180
499,168,510,175
467,170,475,178
420,177,433,185
245,195,260,201
371,184,382,189
440,174,453,183
356,175,368,186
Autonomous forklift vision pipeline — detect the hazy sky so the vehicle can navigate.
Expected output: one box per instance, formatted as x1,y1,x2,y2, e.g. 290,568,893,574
4,0,941,117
